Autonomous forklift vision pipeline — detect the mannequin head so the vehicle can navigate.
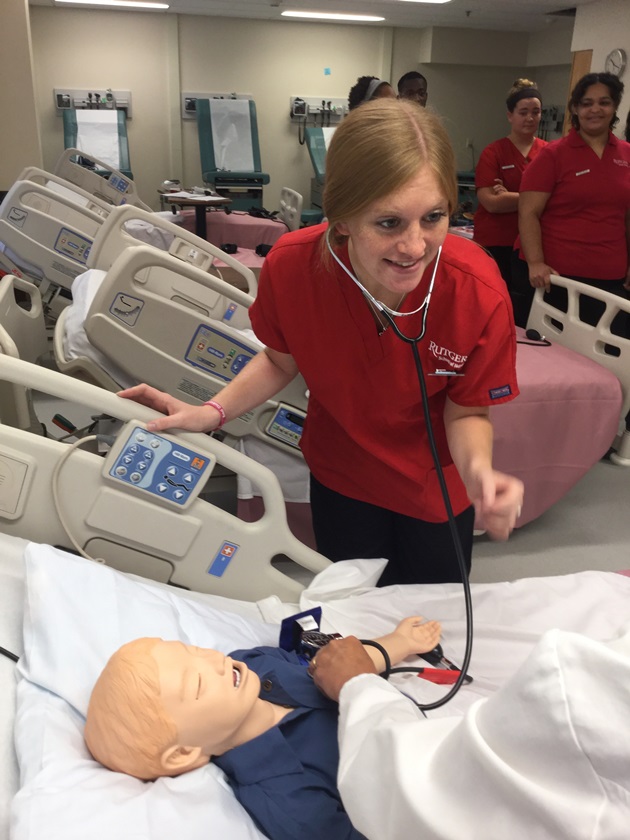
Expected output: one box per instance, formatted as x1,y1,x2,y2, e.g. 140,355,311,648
84,638,261,780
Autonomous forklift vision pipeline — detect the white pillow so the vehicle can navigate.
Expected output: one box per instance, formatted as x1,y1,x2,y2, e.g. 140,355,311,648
13,543,279,840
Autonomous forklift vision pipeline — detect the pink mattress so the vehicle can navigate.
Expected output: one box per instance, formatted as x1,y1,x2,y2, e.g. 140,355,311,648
178,209,289,249
490,328,622,526
238,328,623,540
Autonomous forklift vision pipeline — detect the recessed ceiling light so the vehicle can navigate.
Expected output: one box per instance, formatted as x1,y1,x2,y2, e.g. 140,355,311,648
54,0,169,9
281,11,385,22
397,1,452,4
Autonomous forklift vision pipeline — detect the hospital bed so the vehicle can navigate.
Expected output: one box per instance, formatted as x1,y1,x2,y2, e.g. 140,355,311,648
63,108,133,179
2,533,630,840
527,274,630,467
84,203,258,293
54,147,150,209
0,276,48,430
0,354,322,600
196,98,270,210
0,177,109,297
53,243,306,462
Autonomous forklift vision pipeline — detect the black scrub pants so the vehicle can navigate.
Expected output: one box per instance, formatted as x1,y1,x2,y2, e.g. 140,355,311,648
309,474,474,587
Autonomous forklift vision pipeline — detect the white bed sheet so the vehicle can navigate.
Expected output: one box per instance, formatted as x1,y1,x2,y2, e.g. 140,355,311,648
3,533,630,840
0,535,29,840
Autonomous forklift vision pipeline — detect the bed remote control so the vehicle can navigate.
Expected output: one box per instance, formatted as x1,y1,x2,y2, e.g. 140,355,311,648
103,421,215,509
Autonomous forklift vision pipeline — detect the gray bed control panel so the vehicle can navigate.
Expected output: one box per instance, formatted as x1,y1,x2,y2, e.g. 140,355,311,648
265,404,306,449
103,422,215,509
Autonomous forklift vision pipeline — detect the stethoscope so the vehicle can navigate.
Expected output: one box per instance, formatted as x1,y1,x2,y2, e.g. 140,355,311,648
326,230,473,711
326,231,441,345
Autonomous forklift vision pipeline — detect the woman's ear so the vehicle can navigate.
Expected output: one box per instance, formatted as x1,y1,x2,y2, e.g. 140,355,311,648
160,744,209,775
336,222,350,237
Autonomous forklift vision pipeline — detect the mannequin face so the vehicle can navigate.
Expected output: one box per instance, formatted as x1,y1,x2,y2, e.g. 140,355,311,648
153,640,261,758
337,164,449,304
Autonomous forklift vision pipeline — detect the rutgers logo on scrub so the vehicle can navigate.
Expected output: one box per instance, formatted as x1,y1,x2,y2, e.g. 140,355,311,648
428,341,468,370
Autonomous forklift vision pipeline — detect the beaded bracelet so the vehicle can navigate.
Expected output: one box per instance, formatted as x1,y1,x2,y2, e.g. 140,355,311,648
203,399,227,428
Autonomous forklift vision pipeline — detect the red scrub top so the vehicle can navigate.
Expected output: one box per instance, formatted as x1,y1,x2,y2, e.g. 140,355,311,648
474,136,547,248
250,225,519,522
516,130,630,279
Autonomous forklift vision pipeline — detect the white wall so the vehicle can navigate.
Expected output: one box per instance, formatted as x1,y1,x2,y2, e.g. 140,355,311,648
572,0,630,138
23,8,579,209
30,8,176,209
0,0,42,188
392,26,571,171
176,16,393,208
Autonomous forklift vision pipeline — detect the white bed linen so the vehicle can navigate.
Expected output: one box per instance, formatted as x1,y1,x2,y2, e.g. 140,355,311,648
4,536,630,840
0,536,28,840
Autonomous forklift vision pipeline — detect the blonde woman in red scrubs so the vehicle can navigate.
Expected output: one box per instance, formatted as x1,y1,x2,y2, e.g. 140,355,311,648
121,101,524,586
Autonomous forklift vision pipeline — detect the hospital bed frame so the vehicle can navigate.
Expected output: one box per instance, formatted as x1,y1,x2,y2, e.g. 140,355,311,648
0,355,327,600
0,178,107,296
0,276,47,430
53,244,307,458
85,204,258,293
196,98,270,210
62,110,133,179
17,166,114,220
54,148,151,210
527,274,630,464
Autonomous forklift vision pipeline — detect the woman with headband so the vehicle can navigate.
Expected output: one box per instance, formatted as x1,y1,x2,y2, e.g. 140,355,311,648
121,100,523,587
473,79,546,291
347,75,396,111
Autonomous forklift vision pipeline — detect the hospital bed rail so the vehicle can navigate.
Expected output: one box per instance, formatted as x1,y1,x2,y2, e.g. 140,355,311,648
0,355,328,600
527,274,630,464
54,147,150,210
17,166,114,220
0,178,106,296
87,204,258,294
54,244,308,458
0,276,47,430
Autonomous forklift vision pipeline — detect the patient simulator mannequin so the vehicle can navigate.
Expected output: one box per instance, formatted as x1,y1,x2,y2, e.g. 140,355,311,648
84,617,440,840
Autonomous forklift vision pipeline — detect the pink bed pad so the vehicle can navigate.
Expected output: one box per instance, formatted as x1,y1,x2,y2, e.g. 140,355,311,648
490,328,622,526
177,209,289,249
238,328,622,538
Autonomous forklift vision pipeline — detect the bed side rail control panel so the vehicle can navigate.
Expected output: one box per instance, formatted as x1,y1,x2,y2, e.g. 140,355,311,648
103,421,216,509
265,403,306,449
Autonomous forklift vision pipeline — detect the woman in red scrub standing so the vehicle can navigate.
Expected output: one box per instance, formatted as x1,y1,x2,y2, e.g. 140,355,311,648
121,100,523,586
513,72,630,328
473,79,546,290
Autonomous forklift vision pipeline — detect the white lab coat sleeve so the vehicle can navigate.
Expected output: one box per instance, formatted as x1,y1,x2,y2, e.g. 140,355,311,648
337,630,630,840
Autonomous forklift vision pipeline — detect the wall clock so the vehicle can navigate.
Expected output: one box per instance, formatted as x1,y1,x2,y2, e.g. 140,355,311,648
605,48,626,77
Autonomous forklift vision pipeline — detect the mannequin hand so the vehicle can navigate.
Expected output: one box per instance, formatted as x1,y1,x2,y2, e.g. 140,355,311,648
117,384,222,433
392,617,441,657
309,637,376,702
468,469,524,541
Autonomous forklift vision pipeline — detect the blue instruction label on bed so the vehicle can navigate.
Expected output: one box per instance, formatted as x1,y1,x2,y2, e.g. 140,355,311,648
208,542,239,577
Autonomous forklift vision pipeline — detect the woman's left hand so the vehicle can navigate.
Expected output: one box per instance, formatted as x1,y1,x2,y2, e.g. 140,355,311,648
468,469,524,540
